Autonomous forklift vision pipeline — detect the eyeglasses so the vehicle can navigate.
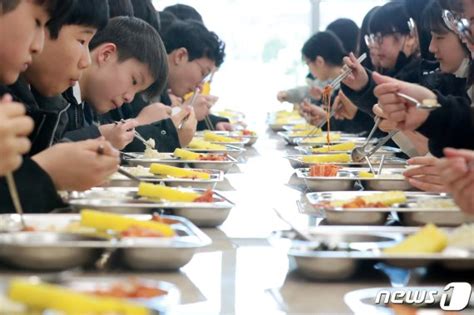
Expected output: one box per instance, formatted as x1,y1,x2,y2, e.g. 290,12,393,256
365,33,396,46
364,34,379,46
364,18,417,47
442,9,474,44
194,60,212,81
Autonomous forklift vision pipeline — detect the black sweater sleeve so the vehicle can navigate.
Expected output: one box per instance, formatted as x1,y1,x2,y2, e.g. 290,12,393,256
63,125,102,142
0,158,65,213
196,114,230,131
123,118,181,153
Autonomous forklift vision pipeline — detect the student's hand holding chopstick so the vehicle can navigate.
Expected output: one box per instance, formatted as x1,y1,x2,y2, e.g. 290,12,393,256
185,94,217,121
216,122,233,131
333,90,358,120
135,102,172,126
301,100,326,126
98,119,138,150
172,106,196,147
341,52,369,92
32,138,119,191
0,94,34,175
372,103,398,132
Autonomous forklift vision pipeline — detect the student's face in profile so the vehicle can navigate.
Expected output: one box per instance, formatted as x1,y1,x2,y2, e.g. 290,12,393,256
81,45,154,114
168,48,215,97
305,57,330,81
430,31,467,73
374,34,406,70
0,0,48,84
305,60,321,80
25,25,96,97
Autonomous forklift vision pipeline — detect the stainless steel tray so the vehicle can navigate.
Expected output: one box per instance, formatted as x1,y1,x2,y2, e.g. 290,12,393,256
295,145,401,156
296,168,356,192
106,168,224,190
0,232,104,270
125,153,237,173
277,131,357,146
286,155,407,169
65,276,180,313
295,136,371,147
276,131,324,145
352,168,414,191
194,131,251,148
186,145,245,159
282,124,312,132
209,139,249,148
68,187,235,227
0,276,180,314
305,191,473,226
0,213,211,270
269,120,306,132
239,135,258,146
296,167,413,192
273,226,474,280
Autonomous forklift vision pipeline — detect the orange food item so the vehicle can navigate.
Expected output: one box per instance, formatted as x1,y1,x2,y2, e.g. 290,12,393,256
342,197,385,209
242,130,253,136
151,214,179,225
22,226,36,232
322,85,333,146
309,164,341,177
120,226,166,237
198,153,227,161
93,279,167,299
194,189,214,202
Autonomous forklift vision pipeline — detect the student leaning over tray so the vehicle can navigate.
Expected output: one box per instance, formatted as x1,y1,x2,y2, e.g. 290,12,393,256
0,0,57,175
9,0,111,153
56,16,170,150
0,0,120,214
103,19,226,152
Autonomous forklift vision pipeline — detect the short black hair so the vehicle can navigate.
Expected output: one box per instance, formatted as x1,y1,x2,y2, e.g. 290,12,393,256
130,0,160,32
163,4,203,23
422,0,451,35
326,18,360,55
47,0,109,39
108,0,133,18
1,0,74,28
158,10,177,35
302,31,347,66
162,20,226,67
369,2,412,36
89,16,168,98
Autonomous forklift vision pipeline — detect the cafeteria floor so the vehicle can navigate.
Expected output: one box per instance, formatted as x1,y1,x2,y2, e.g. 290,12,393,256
0,125,472,315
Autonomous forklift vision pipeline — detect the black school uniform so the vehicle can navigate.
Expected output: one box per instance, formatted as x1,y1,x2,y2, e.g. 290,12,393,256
0,85,66,213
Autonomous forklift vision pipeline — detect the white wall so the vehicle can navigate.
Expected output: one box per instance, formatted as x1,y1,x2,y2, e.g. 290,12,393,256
153,0,388,127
